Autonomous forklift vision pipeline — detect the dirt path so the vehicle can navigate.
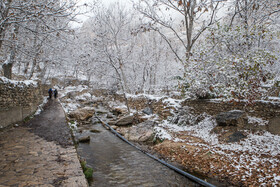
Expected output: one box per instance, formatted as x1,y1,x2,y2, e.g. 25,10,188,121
0,99,87,186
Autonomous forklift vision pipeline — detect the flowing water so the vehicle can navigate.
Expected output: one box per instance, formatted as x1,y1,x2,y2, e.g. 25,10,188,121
77,123,201,187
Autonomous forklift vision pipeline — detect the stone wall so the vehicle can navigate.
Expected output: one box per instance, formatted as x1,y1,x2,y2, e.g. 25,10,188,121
0,77,43,128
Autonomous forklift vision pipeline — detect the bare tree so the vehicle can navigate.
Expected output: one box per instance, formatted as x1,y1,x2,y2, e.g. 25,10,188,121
133,0,223,62
0,0,84,79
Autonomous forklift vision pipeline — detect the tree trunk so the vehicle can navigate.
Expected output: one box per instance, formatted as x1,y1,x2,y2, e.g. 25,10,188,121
2,62,13,79
2,49,15,79
29,22,40,79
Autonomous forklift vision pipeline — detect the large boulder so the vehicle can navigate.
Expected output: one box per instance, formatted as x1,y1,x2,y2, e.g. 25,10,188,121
69,107,95,121
215,110,247,128
142,107,153,115
268,117,280,135
227,131,247,143
114,115,135,126
125,121,155,142
78,135,90,143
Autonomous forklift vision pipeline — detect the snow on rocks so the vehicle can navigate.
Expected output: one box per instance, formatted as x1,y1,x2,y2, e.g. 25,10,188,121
154,126,173,141
247,116,269,126
75,92,92,101
34,97,48,115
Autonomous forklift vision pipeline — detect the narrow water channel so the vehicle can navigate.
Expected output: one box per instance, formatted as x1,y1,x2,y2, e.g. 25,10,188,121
77,123,201,187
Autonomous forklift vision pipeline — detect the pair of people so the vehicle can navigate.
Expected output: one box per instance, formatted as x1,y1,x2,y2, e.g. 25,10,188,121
48,88,58,99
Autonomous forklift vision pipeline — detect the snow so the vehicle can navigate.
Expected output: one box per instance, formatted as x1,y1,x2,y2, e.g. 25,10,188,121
60,85,89,97
158,116,219,145
68,120,78,131
34,97,48,115
162,98,183,109
154,126,173,140
75,92,92,101
247,116,268,126
3,56,11,65
126,93,166,101
61,102,80,113
268,97,280,101
0,76,38,87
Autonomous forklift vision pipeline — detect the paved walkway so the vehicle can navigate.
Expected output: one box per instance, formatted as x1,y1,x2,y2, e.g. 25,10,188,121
0,99,88,187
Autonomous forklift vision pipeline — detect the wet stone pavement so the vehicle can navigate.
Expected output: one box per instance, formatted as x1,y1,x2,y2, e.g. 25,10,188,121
0,99,87,187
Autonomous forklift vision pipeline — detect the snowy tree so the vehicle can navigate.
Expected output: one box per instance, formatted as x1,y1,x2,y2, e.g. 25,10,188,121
0,0,83,79
184,0,280,100
132,0,224,62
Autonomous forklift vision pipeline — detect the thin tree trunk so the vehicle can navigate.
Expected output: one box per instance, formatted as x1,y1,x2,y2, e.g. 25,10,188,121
2,24,19,79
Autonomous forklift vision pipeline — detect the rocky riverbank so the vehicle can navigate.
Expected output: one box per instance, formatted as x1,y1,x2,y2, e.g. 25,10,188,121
60,86,280,186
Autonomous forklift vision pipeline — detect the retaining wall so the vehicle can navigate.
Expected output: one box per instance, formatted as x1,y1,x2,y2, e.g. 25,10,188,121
0,77,43,128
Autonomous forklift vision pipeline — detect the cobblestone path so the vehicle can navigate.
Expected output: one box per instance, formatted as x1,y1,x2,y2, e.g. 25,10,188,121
0,99,87,187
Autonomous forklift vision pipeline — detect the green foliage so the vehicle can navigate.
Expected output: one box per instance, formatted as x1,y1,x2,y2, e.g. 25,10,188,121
84,168,93,180
80,160,93,182
152,136,164,145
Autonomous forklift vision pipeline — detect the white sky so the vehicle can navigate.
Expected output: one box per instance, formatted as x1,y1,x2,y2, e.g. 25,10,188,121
71,0,131,28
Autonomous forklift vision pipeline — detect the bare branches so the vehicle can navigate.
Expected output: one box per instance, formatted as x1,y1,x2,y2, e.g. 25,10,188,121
133,0,222,61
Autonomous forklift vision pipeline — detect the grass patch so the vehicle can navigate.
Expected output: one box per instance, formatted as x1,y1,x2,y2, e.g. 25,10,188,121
23,115,33,123
152,136,165,145
80,160,93,182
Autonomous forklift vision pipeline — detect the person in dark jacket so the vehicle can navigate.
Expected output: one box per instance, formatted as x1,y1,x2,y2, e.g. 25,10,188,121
54,89,58,99
48,88,53,99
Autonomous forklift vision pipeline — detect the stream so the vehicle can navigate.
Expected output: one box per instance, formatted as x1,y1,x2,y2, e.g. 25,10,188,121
77,123,201,187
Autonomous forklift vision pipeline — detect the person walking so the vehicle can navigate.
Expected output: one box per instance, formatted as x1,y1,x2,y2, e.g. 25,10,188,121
54,89,58,99
48,88,53,99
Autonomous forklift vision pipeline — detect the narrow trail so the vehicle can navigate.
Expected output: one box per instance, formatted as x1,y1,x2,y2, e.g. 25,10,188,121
25,99,73,147
0,99,87,186
77,123,201,187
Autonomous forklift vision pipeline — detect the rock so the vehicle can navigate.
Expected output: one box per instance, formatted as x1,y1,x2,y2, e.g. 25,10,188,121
108,120,116,126
215,110,247,128
78,136,90,143
95,109,108,114
125,121,155,142
90,129,100,133
142,107,153,115
92,117,99,124
117,127,129,136
268,117,280,135
111,108,127,116
138,116,149,123
227,131,246,143
106,114,114,118
69,107,95,121
115,115,135,126
111,125,118,130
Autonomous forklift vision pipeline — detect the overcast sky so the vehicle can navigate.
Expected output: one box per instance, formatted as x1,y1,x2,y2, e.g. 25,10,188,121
71,0,131,28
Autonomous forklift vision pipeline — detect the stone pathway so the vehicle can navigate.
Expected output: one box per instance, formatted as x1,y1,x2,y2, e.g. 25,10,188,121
0,100,88,187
